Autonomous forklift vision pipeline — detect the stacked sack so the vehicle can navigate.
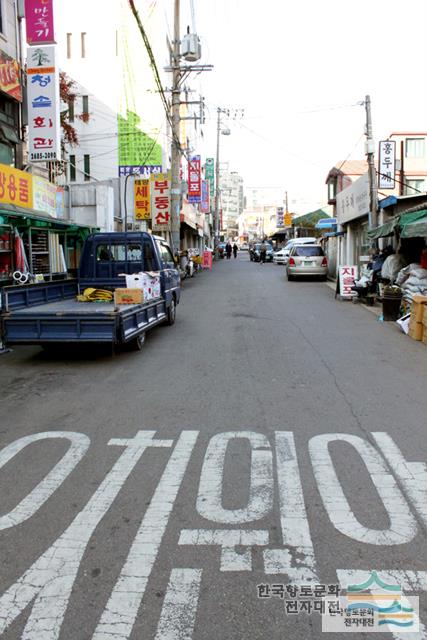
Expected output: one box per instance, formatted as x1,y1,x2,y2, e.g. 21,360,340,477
396,264,427,305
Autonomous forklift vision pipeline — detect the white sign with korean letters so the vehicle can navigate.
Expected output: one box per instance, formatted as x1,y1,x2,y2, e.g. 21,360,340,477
27,45,61,162
338,265,358,298
378,140,396,189
150,172,171,232
336,173,369,224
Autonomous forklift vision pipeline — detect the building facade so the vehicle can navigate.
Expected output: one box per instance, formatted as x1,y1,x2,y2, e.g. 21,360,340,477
220,167,244,239
0,0,23,168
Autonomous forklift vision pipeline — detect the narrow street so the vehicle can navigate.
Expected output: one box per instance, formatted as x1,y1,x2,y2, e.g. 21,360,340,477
0,253,426,639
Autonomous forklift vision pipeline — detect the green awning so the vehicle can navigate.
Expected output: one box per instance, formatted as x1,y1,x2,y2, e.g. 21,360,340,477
399,209,427,227
399,209,427,238
367,217,398,239
368,209,427,239
0,123,21,145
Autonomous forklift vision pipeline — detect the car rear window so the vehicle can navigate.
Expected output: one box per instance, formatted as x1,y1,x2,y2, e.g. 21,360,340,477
293,246,324,257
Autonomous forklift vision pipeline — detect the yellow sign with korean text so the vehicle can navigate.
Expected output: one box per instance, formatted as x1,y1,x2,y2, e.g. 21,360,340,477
0,163,33,209
284,212,292,226
134,178,151,220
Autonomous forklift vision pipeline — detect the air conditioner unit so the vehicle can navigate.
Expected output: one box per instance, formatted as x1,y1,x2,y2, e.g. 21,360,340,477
181,33,201,62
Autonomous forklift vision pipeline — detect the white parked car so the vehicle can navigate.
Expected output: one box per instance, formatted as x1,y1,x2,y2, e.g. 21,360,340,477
278,237,318,265
273,247,288,264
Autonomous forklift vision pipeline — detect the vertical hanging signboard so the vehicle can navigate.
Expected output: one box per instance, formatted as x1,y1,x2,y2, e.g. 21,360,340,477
150,172,171,232
24,0,56,45
27,45,60,162
188,155,201,203
134,178,151,220
378,140,396,189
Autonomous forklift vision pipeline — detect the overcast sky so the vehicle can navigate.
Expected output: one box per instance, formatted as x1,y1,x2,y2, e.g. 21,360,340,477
176,0,427,212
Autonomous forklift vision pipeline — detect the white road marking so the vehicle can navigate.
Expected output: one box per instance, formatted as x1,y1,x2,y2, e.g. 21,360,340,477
264,431,318,581
178,529,269,571
93,430,199,640
196,431,273,524
337,570,427,640
0,431,172,640
373,432,427,527
0,431,90,530
309,433,418,545
154,568,202,640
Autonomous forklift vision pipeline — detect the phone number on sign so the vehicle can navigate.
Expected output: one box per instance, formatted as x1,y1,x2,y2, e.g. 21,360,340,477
30,152,58,161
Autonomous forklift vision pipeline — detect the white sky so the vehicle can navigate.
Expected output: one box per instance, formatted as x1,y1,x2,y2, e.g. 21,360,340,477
178,0,427,213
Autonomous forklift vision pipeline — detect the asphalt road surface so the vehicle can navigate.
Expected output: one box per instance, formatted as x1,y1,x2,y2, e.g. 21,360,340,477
0,252,426,640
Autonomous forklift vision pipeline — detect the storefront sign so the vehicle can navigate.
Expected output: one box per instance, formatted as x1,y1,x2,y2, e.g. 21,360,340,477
118,165,162,178
378,140,396,189
27,45,60,162
188,155,201,203
150,172,171,232
276,206,284,228
24,0,56,45
338,265,358,298
0,163,33,209
0,50,23,102
284,212,292,226
205,157,215,200
134,178,150,220
203,250,213,270
56,187,65,219
33,175,57,217
336,173,369,224
200,180,210,213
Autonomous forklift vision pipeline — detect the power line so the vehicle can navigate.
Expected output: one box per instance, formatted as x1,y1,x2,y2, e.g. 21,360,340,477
128,0,184,158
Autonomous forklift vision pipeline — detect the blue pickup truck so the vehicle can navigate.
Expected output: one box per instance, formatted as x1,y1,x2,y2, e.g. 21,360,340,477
0,232,180,352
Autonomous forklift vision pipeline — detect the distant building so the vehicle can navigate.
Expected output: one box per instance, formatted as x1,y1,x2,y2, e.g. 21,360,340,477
220,168,244,239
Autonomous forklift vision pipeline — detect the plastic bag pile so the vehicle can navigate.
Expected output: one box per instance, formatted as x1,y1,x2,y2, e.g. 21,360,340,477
396,264,427,304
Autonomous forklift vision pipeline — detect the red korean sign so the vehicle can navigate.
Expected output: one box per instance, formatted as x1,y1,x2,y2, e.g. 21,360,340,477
25,0,56,45
150,172,171,232
338,265,358,298
203,251,213,270
187,155,201,202
0,50,22,102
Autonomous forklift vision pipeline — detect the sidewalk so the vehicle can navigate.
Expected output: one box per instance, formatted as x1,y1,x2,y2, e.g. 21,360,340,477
325,279,382,317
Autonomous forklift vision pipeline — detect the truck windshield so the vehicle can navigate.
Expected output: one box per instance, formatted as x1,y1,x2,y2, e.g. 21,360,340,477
96,244,142,261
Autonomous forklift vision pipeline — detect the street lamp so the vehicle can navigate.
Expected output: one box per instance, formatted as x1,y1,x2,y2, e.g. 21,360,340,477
214,107,231,259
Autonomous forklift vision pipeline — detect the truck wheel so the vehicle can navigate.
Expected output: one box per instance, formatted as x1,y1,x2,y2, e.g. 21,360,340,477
167,298,176,325
130,333,146,351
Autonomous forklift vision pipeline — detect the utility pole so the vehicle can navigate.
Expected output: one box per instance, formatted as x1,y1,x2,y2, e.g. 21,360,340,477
214,107,222,257
285,190,289,213
170,0,181,254
365,94,378,230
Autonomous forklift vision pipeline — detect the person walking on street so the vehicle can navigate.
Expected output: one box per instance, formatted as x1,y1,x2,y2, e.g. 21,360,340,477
226,242,232,259
259,240,267,264
233,243,238,259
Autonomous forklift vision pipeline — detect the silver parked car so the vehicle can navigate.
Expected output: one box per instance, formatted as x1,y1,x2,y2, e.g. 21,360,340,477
286,244,328,280
278,237,318,265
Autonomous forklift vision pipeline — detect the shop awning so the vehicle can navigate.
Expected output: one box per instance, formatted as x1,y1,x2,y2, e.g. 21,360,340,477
368,208,427,239
367,217,398,239
399,209,427,238
0,207,96,236
0,123,21,145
